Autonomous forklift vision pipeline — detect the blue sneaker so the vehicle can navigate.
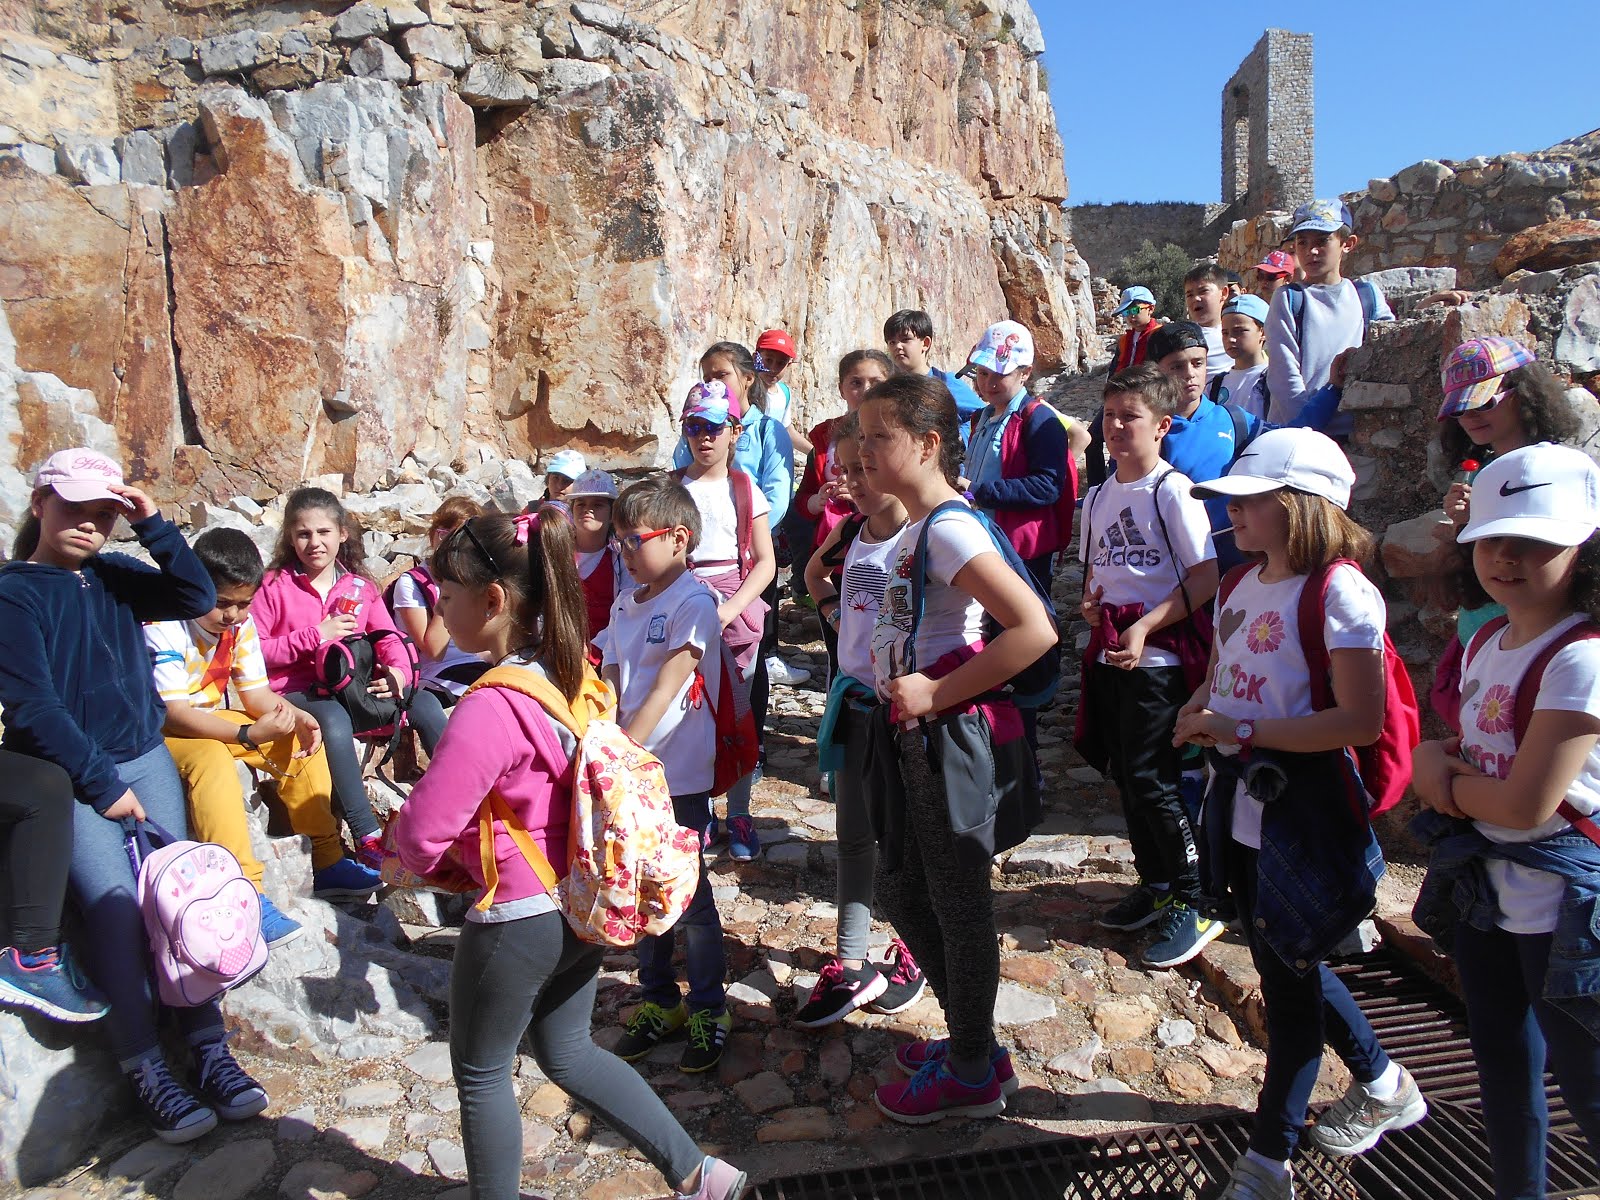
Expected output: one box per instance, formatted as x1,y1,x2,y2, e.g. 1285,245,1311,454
258,895,303,947
702,815,721,850
312,856,382,900
1143,901,1226,969
727,815,761,862
0,944,109,1023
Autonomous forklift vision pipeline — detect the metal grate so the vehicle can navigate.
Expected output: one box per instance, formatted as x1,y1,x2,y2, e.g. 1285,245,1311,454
752,950,1599,1199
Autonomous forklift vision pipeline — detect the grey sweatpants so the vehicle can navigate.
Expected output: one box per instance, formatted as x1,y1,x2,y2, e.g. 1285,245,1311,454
450,911,703,1199
833,704,878,963
871,731,999,1065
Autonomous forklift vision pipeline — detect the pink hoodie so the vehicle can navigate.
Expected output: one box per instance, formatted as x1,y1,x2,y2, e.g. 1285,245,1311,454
390,684,573,903
251,567,410,694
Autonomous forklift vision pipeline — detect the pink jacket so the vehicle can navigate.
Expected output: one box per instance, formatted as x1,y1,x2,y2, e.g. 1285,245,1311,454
251,567,410,694
390,685,573,903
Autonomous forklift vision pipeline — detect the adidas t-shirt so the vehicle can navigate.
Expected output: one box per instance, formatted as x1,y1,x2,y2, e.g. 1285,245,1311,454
1207,563,1386,849
1078,465,1215,669
1459,614,1600,934
871,506,993,698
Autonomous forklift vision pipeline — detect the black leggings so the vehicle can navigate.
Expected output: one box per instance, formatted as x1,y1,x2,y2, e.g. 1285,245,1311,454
0,751,76,951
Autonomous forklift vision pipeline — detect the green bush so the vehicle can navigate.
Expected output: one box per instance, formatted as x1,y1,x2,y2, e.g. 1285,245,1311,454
1110,240,1192,325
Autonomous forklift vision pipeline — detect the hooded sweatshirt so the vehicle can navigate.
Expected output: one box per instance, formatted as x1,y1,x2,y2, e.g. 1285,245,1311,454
251,566,411,694
0,515,216,811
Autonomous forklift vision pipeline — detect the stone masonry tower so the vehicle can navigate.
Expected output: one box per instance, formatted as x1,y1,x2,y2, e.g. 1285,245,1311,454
1220,29,1314,219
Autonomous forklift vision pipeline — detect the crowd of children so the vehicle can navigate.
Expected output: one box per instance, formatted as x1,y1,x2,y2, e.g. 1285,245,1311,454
0,226,1596,1200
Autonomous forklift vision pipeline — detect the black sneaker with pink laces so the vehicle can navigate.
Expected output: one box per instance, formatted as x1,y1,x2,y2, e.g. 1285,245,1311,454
794,957,887,1028
867,938,927,1015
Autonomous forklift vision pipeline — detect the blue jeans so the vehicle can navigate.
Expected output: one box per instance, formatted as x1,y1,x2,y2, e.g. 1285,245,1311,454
637,793,724,1013
70,743,224,1065
287,688,448,841
1455,921,1600,1199
1232,843,1389,1159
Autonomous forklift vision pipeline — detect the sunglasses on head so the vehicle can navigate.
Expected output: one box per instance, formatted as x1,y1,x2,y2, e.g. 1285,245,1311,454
618,528,673,554
683,418,727,439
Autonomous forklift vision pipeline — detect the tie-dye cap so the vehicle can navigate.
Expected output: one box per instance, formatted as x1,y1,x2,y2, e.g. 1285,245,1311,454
1437,337,1537,420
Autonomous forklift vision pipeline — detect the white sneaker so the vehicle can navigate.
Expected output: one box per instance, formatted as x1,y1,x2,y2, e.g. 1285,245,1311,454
1307,1065,1428,1156
766,655,811,686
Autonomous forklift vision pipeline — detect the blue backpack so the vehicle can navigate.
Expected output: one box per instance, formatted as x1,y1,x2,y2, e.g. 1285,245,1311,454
906,501,1061,709
1282,278,1381,344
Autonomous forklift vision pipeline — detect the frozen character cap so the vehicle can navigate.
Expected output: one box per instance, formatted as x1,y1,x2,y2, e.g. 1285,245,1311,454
1437,336,1538,420
1253,249,1296,277
1457,443,1600,547
1114,286,1155,316
967,320,1035,373
34,448,132,507
1222,294,1270,324
1191,427,1357,511
546,449,586,481
682,380,738,426
565,469,619,501
1289,199,1355,236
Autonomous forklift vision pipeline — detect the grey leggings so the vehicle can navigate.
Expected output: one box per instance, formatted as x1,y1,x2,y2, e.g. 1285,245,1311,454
450,911,703,1200
872,732,999,1066
833,705,878,962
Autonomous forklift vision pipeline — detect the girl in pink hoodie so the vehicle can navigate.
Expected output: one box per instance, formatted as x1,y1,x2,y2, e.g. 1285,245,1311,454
250,487,448,865
389,505,747,1200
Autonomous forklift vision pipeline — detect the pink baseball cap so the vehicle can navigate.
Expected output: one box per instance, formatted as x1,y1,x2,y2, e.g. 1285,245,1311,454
34,448,131,507
1254,249,1296,277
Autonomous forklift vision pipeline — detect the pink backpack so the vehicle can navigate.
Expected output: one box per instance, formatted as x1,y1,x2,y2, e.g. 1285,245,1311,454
126,821,267,1006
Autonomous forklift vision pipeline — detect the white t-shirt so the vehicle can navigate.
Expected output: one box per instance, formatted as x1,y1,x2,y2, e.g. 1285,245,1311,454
1079,465,1215,669
392,571,486,695
685,473,771,576
1206,563,1386,848
1202,325,1231,383
1216,364,1269,420
765,381,793,428
871,505,993,697
1459,614,1600,934
602,569,722,796
837,520,899,685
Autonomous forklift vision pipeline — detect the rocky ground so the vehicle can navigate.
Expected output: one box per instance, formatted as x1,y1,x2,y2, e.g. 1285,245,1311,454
9,572,1416,1200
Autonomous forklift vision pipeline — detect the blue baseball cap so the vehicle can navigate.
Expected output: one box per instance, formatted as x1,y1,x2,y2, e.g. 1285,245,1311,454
1222,294,1270,324
1113,286,1155,316
1289,199,1354,236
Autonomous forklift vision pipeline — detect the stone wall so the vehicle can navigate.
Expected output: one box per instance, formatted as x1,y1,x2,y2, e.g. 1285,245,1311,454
1067,201,1229,280
0,0,1097,506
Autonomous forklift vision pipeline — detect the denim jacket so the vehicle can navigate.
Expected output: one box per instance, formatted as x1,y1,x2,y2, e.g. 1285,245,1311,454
1204,746,1386,975
1411,808,1600,1040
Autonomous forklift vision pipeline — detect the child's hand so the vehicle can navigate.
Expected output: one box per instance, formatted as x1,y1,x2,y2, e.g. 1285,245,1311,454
1172,707,1225,748
885,671,938,720
716,601,738,630
1104,620,1147,670
1443,482,1471,528
108,484,158,521
1080,582,1104,628
251,704,296,745
102,789,146,821
318,612,358,641
290,704,322,757
1329,348,1353,389
1414,738,1473,817
368,665,409,700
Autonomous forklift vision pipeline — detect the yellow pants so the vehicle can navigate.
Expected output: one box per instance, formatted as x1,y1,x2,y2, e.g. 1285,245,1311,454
164,711,343,887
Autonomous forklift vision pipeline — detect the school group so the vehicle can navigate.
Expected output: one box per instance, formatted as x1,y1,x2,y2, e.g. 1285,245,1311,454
0,196,1596,1200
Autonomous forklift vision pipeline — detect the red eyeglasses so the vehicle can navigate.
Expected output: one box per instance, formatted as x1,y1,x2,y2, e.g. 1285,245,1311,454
618,529,673,553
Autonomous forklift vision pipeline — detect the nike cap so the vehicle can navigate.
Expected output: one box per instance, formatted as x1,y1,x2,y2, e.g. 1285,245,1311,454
1191,427,1356,511
1457,443,1600,547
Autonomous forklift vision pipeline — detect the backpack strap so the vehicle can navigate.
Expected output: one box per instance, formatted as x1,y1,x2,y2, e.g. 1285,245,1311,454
1224,404,1255,470
1207,376,1225,406
905,500,972,676
1284,282,1306,346
1462,614,1511,672
468,663,615,735
1296,560,1345,712
1355,279,1379,333
476,790,560,911
1148,470,1194,620
1216,562,1254,607
1508,622,1600,744
731,468,755,580
819,513,868,571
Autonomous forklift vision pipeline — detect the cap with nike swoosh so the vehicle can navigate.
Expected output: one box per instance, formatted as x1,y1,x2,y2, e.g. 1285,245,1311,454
1457,443,1600,546
1190,427,1356,510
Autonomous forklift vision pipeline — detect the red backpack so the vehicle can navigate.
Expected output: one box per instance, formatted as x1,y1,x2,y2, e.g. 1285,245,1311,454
1218,558,1420,818
672,467,755,580
687,637,760,798
1463,616,1600,847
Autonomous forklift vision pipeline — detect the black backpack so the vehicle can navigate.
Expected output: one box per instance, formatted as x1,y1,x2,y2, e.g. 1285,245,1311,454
313,629,421,764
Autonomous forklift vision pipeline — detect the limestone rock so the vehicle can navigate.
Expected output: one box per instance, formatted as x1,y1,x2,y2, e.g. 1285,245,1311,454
401,25,469,71
1395,159,1453,196
348,38,409,81
115,130,166,186
1381,511,1454,580
332,4,390,42
172,1139,276,1200
1494,220,1600,278
198,31,278,76
1557,275,1600,374
993,981,1057,1025
1003,834,1087,877
459,61,536,108
1090,996,1159,1043
54,137,119,185
0,1009,127,1186
278,1160,380,1200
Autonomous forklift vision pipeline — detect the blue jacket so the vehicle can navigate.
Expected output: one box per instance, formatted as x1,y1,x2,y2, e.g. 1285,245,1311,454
931,366,984,427
1412,809,1600,1040
673,405,795,526
0,516,216,811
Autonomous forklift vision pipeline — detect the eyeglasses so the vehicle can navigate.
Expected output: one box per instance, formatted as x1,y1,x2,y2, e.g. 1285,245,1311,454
682,419,727,439
618,528,673,554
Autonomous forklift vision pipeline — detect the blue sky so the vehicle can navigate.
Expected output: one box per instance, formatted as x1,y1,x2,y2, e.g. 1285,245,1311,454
1036,4,1600,206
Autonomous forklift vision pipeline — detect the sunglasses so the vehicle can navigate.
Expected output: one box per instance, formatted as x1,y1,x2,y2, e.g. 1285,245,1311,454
453,521,504,573
1459,389,1514,417
682,419,727,439
618,528,673,554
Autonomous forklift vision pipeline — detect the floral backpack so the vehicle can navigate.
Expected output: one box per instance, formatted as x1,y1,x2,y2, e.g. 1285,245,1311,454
466,665,702,947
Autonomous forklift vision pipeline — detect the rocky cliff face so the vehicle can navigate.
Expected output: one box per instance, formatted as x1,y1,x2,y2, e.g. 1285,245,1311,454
0,0,1095,509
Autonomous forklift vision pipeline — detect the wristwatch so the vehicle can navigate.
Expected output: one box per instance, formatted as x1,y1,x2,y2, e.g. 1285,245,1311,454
237,726,259,751
1234,719,1256,749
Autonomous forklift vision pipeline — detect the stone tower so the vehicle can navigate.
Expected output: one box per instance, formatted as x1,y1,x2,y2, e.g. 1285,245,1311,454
1220,29,1314,219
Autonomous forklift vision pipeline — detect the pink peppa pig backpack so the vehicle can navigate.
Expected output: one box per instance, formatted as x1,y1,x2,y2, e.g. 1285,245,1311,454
125,820,268,1006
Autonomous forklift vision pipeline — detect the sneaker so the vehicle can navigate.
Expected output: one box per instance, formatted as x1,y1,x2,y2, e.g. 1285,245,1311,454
794,958,887,1028
1307,1066,1428,1157
894,1038,1020,1096
312,856,383,900
875,1058,1005,1125
702,816,722,850
727,815,761,862
257,895,303,948
192,1031,269,1120
356,834,385,871
680,1008,733,1074
1097,885,1173,932
615,1000,688,1062
675,1154,748,1200
867,938,927,1014
0,944,109,1024
128,1056,218,1144
1217,1154,1295,1199
1143,902,1227,969
766,655,811,687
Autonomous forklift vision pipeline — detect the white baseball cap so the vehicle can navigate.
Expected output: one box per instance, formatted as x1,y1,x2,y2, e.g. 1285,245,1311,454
1191,428,1356,511
967,320,1035,374
545,449,586,480
1457,444,1600,547
565,468,618,501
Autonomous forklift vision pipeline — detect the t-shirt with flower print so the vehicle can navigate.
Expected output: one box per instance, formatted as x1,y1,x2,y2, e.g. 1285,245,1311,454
1205,562,1385,850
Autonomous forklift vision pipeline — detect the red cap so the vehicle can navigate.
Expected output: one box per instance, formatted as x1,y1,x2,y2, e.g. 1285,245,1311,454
755,328,797,361
1253,249,1296,277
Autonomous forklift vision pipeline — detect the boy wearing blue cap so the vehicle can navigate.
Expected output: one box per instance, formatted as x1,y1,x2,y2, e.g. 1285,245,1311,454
1266,200,1393,427
1212,294,1272,420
